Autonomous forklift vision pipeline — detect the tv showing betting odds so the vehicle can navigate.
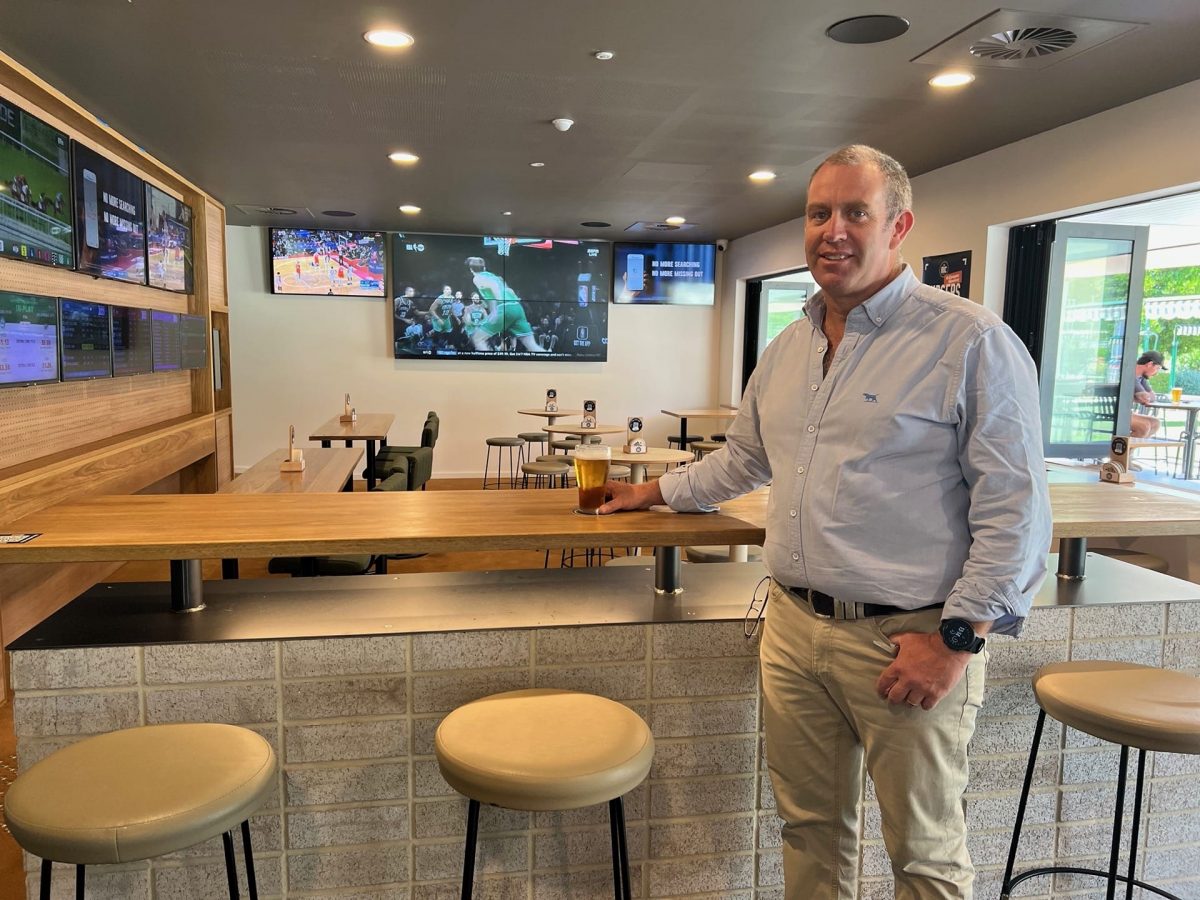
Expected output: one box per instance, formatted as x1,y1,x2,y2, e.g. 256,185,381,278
59,299,111,381
0,291,58,387
111,305,153,376
270,228,385,297
0,99,73,269
613,241,717,305
146,184,193,293
392,234,610,361
179,314,207,369
152,310,180,372
73,143,146,284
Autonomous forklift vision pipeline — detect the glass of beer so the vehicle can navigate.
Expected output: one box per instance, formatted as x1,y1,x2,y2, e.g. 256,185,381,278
1171,386,1184,403
573,444,611,514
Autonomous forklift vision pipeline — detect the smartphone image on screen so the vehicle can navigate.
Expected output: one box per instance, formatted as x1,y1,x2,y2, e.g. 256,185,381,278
626,253,644,292
82,169,99,249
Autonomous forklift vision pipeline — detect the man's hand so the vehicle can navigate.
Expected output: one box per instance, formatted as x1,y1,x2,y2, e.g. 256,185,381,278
598,479,664,514
875,632,970,711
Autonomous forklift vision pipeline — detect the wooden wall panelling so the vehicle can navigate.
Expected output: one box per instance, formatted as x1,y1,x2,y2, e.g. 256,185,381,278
202,199,228,310
215,411,234,487
0,561,123,645
211,312,232,412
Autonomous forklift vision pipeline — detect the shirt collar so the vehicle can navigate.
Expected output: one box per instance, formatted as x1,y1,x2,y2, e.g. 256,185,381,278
803,264,918,332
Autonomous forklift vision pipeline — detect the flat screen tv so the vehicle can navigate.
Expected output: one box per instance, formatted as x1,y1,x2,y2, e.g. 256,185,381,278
111,305,153,376
152,310,180,371
0,290,58,386
0,98,73,269
269,228,385,297
613,241,717,305
145,184,193,293
72,142,146,284
59,299,111,380
391,233,610,361
179,313,207,369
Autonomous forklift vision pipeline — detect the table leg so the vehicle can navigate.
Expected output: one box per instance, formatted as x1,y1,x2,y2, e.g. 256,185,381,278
654,546,683,595
679,417,688,450
321,440,331,449
170,559,206,612
630,463,646,485
1183,411,1198,480
1056,537,1087,580
221,558,239,579
365,440,378,491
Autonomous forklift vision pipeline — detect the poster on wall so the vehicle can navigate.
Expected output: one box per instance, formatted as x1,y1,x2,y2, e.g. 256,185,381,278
922,251,971,299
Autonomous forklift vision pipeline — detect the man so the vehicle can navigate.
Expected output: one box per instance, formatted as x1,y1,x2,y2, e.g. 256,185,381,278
465,256,546,353
1131,350,1166,438
601,144,1051,899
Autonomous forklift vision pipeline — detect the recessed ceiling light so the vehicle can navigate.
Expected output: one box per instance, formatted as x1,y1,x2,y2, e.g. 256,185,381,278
388,151,420,164
529,162,545,168
580,221,611,228
502,211,513,216
398,205,421,214
364,29,414,48
593,50,615,61
665,216,686,226
929,71,975,88
749,170,777,182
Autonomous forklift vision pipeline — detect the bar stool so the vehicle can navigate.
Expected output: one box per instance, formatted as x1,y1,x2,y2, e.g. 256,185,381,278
667,434,701,452
521,459,570,489
549,438,579,455
691,440,722,461
517,431,547,464
1001,661,1200,899
482,436,524,489
609,463,631,481
5,723,276,900
436,688,654,900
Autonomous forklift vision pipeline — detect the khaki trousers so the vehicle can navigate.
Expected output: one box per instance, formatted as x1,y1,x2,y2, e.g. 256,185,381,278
759,583,986,899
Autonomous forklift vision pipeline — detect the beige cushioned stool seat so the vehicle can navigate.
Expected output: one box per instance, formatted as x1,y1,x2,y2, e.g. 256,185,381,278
1034,661,1200,754
435,688,654,811
686,544,763,563
5,723,276,865
522,460,569,476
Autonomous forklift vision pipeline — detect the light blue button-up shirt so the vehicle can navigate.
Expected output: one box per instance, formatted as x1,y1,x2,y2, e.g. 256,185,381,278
659,266,1051,635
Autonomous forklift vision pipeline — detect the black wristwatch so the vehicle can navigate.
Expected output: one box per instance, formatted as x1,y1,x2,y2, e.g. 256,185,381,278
939,618,986,654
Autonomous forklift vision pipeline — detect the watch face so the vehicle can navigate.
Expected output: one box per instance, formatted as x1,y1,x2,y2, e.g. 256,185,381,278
941,619,975,651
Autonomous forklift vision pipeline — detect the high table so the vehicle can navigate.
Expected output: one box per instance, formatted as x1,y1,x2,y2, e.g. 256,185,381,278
542,423,626,441
602,446,695,484
517,407,583,427
661,407,739,447
308,413,394,491
1143,399,1200,478
217,446,363,578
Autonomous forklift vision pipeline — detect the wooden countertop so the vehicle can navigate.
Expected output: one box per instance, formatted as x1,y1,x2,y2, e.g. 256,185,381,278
219,447,363,495
661,408,740,419
308,413,395,442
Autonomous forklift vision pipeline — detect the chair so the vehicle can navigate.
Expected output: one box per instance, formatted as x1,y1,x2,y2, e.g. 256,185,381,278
6,723,275,900
1076,383,1119,441
436,689,653,900
1001,661,1200,899
691,440,723,460
667,434,702,452
369,411,439,490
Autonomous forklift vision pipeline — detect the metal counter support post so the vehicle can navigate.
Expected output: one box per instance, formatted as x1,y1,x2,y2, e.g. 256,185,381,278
170,559,205,612
655,546,682,595
1056,538,1087,580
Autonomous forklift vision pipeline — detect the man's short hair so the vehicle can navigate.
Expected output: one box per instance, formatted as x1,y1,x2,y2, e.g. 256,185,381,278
1137,350,1167,369
465,256,485,269
810,144,912,222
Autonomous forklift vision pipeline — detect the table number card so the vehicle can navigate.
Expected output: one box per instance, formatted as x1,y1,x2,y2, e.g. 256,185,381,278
581,399,597,429
281,424,306,472
625,416,646,454
544,388,558,413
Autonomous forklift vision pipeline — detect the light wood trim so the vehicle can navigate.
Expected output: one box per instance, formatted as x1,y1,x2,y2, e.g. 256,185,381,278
220,447,362,494
517,408,585,418
210,311,232,412
215,411,234,488
0,561,122,644
308,414,396,442
0,414,215,525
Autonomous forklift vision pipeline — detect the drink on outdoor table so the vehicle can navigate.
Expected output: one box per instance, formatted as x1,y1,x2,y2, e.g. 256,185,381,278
573,444,611,514
1171,386,1183,403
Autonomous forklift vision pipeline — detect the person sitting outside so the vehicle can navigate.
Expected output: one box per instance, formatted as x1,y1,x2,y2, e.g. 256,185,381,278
1131,350,1167,438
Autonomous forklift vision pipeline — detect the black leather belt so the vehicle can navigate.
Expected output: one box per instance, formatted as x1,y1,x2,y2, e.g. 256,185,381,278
782,585,942,620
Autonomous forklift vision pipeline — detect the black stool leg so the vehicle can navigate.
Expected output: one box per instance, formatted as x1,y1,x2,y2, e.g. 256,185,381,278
614,796,631,900
241,819,259,900
1001,708,1045,897
39,859,51,900
222,829,241,899
1107,746,1130,900
461,798,480,900
76,864,85,900
608,798,623,900
1126,749,1146,900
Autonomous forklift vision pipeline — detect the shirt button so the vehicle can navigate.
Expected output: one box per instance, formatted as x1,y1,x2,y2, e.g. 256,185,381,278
874,317,882,324
796,466,805,475
790,509,797,517
791,552,799,561
817,345,825,353
807,425,816,433
810,384,818,392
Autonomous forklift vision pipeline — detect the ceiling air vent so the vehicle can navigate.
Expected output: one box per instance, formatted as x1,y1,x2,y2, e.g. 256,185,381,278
624,221,694,234
912,10,1143,71
969,27,1077,61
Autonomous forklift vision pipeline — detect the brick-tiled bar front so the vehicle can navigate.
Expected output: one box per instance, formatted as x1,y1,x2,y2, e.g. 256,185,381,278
10,602,1200,899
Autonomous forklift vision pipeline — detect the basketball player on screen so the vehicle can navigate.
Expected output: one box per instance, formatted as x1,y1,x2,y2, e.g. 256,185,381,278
464,257,545,353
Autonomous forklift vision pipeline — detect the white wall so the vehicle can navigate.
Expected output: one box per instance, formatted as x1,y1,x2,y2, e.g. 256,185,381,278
719,77,1200,389
227,226,719,477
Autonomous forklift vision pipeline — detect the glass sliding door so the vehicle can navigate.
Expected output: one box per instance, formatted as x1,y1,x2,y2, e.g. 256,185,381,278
1039,223,1149,459
757,270,816,352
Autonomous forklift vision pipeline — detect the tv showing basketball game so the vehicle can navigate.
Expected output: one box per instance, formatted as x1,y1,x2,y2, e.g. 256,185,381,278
111,305,153,376
73,143,146,284
270,228,385,297
179,313,208,369
0,98,73,269
613,241,717,305
391,233,610,361
59,299,111,381
146,184,193,293
0,290,58,387
152,310,180,371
